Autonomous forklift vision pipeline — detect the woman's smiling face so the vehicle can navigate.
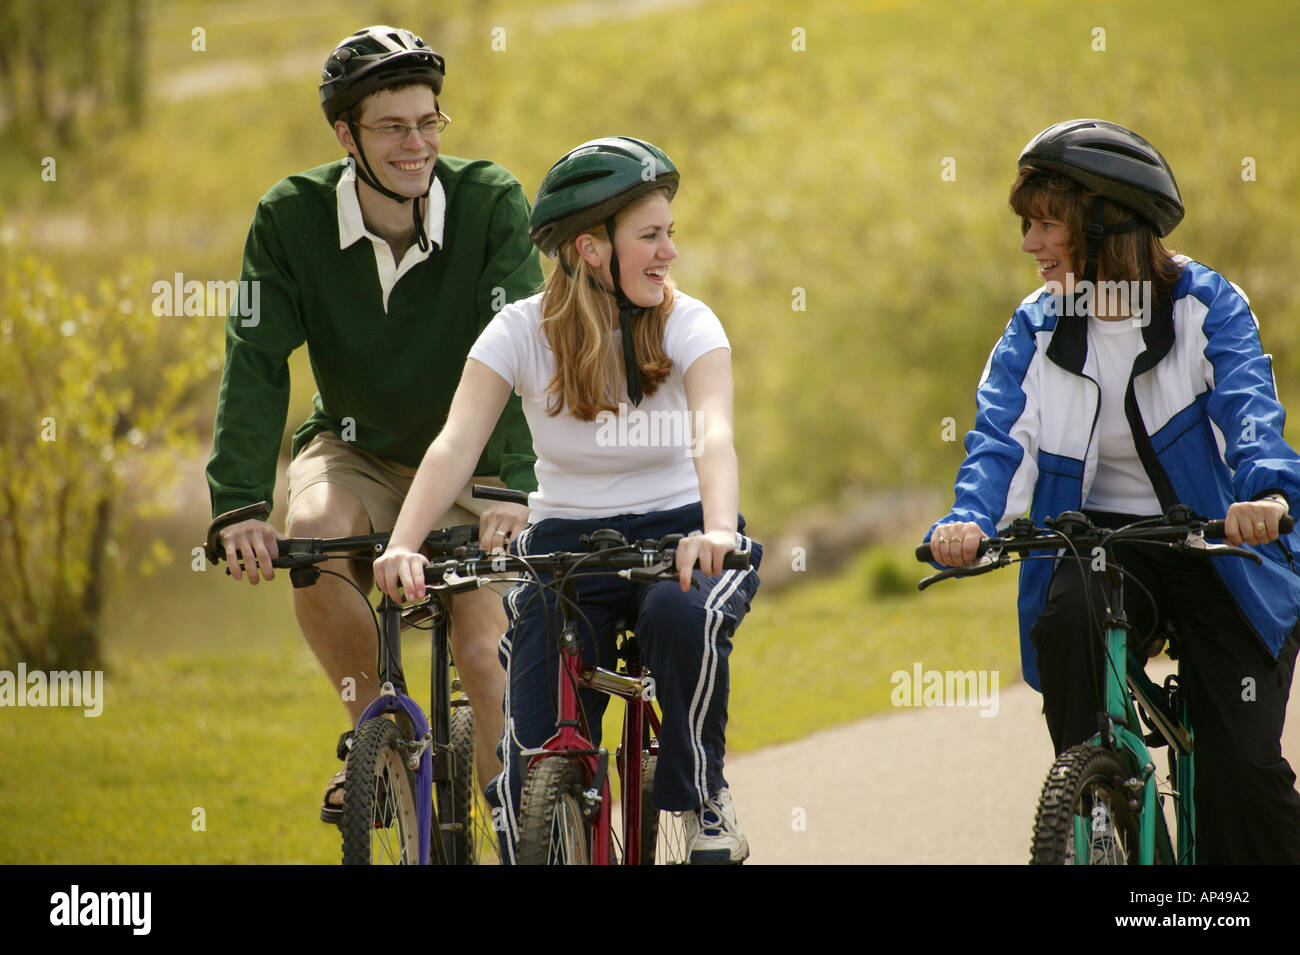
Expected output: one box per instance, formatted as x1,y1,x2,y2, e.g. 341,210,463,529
579,191,678,308
1021,213,1076,288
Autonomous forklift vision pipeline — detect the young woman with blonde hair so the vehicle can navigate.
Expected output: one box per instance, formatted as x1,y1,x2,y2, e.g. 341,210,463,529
375,137,762,864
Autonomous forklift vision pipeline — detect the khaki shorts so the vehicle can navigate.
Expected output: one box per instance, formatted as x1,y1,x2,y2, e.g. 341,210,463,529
286,430,504,533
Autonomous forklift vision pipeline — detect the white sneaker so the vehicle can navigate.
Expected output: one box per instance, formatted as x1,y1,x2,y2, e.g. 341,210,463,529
683,788,749,864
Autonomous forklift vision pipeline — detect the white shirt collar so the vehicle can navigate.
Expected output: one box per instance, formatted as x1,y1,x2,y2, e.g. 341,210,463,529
335,158,447,312
336,157,445,251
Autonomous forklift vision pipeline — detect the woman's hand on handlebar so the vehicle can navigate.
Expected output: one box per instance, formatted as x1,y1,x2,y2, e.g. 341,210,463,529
673,529,737,591
1225,498,1289,547
374,546,429,603
930,521,987,567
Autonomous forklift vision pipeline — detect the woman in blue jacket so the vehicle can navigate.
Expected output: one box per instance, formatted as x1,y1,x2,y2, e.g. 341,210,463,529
928,119,1300,863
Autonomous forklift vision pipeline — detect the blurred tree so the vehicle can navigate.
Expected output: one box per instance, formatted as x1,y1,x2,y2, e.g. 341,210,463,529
0,238,218,669
0,0,146,143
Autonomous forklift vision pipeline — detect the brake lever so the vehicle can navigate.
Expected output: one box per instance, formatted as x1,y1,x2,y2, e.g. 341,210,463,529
1174,537,1262,564
917,552,1007,591
620,563,701,588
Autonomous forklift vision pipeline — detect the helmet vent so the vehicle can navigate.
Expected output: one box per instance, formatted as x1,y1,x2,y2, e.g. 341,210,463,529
1100,143,1159,166
557,171,613,190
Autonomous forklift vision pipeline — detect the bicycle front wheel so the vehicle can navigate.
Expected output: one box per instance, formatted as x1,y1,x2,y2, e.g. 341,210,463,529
341,718,421,865
640,753,688,864
516,758,592,865
449,705,500,865
1031,744,1141,865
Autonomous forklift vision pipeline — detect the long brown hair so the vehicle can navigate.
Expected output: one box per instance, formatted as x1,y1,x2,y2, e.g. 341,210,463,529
1009,166,1183,300
540,189,675,421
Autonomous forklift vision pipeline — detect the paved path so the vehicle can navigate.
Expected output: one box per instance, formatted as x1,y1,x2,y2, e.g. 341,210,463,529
726,660,1300,864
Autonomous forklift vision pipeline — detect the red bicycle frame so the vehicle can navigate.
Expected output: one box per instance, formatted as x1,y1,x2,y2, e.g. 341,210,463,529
526,622,662,865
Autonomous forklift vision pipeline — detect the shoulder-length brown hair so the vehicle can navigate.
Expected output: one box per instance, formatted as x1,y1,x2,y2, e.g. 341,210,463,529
1009,166,1183,299
540,188,675,421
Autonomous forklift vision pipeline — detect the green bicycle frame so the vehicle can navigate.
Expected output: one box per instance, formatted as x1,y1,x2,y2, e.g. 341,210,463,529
1084,614,1195,865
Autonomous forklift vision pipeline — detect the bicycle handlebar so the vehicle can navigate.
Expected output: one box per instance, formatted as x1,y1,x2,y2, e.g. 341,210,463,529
914,511,1293,564
207,523,481,569
471,484,530,506
212,521,750,585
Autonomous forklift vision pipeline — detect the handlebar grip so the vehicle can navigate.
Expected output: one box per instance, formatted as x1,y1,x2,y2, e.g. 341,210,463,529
915,538,991,564
1203,515,1293,539
205,501,273,563
722,552,751,570
471,484,530,506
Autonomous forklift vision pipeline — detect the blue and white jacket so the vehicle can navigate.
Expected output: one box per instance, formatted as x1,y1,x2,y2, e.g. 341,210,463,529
928,259,1300,691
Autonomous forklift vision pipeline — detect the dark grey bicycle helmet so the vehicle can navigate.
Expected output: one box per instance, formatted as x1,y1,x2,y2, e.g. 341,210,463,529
1018,119,1183,237
320,26,444,125
320,26,446,251
1019,119,1183,288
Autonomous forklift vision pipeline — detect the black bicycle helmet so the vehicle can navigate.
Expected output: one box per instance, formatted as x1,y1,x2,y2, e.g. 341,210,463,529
320,26,444,125
1018,119,1183,288
1018,119,1183,237
530,137,679,406
319,26,446,251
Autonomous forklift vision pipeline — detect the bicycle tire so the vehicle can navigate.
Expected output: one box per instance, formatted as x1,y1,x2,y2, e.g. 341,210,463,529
1030,744,1141,865
449,705,501,865
516,757,592,865
640,753,688,865
341,718,421,865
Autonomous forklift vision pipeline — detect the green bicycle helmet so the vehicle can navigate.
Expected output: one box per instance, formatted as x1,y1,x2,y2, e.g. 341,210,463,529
530,137,679,406
529,137,679,257
320,26,446,252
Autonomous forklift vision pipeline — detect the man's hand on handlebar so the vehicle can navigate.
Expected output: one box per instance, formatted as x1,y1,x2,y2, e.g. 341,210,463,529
929,521,987,568
220,519,282,584
478,501,529,554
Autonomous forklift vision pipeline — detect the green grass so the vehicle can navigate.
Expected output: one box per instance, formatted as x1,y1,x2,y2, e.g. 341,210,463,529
0,538,1019,863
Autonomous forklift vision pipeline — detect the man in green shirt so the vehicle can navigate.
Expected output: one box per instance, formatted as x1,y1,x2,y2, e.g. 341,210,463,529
205,25,540,824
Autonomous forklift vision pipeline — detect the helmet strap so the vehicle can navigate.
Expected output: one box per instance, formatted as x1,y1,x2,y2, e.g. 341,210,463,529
605,214,644,406
1080,198,1140,311
346,119,434,253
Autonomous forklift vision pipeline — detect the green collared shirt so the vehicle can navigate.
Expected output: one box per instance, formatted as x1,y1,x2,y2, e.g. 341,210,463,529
206,156,543,518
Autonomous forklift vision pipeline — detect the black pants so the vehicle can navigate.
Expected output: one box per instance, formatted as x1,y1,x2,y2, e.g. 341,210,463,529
1030,511,1300,863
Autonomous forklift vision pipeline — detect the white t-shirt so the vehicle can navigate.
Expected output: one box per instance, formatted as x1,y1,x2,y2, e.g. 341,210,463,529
469,290,730,520
1084,316,1161,514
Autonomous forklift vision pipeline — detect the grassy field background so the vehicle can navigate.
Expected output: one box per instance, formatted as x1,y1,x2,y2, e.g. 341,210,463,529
2,0,1297,862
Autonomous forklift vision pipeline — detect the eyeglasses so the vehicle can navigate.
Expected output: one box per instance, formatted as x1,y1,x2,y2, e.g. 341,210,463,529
355,111,451,141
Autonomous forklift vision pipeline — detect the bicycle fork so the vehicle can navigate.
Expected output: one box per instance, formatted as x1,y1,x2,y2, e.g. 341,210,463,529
355,598,449,865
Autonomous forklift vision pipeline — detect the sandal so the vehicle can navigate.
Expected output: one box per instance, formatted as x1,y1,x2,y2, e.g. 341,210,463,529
319,730,353,826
